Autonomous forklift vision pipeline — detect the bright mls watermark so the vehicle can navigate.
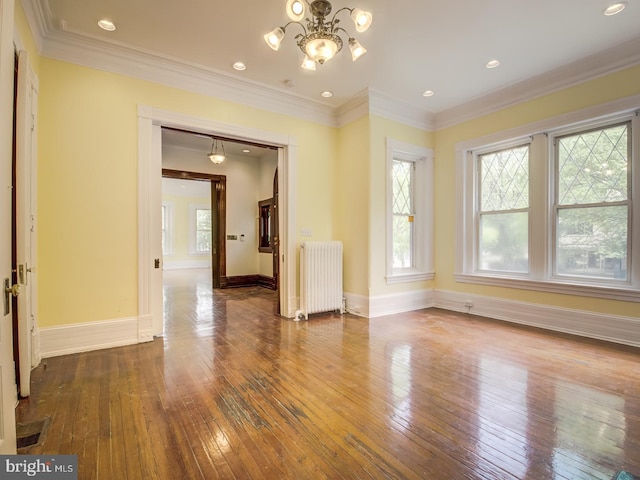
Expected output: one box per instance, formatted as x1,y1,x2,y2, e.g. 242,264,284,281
0,455,77,479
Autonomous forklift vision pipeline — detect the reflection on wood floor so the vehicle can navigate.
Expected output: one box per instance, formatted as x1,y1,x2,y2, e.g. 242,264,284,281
16,268,640,479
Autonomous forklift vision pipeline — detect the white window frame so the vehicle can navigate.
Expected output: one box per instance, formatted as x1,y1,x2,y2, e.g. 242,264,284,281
188,203,212,255
161,201,174,255
455,97,640,302
386,138,434,284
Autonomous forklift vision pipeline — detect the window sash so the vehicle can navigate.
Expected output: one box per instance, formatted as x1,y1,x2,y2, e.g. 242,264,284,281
552,122,631,283
195,208,212,253
392,159,416,270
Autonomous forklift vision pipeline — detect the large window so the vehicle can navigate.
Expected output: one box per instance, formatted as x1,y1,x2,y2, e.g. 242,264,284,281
554,123,630,281
386,139,434,283
456,104,639,301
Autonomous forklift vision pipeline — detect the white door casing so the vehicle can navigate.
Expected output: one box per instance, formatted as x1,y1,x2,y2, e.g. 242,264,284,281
0,0,18,454
137,105,298,338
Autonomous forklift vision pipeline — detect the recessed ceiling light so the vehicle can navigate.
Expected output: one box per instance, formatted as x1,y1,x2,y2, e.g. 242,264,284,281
321,91,333,98
485,59,501,69
422,90,434,97
233,62,246,71
242,149,251,153
604,2,627,15
97,19,116,31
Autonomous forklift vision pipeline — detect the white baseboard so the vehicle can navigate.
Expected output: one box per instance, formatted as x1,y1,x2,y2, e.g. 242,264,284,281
163,260,211,270
434,289,640,348
344,292,369,317
345,289,435,318
39,316,146,358
345,288,639,347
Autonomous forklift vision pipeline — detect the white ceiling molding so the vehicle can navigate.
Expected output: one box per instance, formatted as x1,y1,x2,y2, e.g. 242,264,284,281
368,89,436,131
334,89,369,128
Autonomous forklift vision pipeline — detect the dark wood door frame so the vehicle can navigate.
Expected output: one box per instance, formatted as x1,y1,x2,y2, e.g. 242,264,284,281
272,169,280,314
162,168,227,288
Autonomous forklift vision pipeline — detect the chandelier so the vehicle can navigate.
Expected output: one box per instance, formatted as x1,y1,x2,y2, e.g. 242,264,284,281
264,0,372,70
207,138,226,164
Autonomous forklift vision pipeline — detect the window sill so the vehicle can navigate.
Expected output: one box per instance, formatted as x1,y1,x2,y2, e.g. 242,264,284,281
454,273,640,303
386,271,435,285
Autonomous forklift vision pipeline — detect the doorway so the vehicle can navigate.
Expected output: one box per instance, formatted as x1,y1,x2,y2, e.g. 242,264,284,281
162,169,226,288
137,106,296,338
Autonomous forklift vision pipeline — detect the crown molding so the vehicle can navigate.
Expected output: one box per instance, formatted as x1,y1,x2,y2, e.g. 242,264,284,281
335,89,369,127
433,36,640,130
369,89,437,131
39,28,339,127
20,0,52,50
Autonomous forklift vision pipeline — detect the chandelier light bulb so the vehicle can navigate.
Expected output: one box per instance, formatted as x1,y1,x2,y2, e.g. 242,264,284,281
348,38,366,61
264,27,285,51
350,8,373,32
301,55,317,70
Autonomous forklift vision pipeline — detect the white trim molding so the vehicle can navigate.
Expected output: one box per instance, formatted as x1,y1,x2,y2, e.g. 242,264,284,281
345,289,435,319
435,290,640,348
39,317,146,358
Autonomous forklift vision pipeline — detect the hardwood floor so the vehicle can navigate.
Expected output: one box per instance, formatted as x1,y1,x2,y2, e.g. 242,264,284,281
16,268,640,479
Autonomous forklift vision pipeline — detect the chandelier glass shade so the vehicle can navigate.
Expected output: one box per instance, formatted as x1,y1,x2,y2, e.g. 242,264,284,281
207,138,225,164
264,0,372,68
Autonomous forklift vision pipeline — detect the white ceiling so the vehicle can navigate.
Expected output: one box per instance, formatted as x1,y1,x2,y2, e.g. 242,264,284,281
22,0,640,121
162,128,277,158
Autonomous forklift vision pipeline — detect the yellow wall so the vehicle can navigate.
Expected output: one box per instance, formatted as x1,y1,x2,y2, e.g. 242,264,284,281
433,64,640,318
335,116,370,296
37,58,336,327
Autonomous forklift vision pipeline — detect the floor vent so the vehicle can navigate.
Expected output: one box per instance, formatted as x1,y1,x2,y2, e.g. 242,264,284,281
17,417,51,450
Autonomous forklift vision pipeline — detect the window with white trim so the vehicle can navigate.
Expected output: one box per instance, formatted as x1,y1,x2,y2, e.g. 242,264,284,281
188,203,212,255
386,138,434,283
456,106,639,301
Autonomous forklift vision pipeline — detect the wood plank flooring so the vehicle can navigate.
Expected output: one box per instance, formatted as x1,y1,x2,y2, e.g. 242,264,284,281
16,268,640,479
